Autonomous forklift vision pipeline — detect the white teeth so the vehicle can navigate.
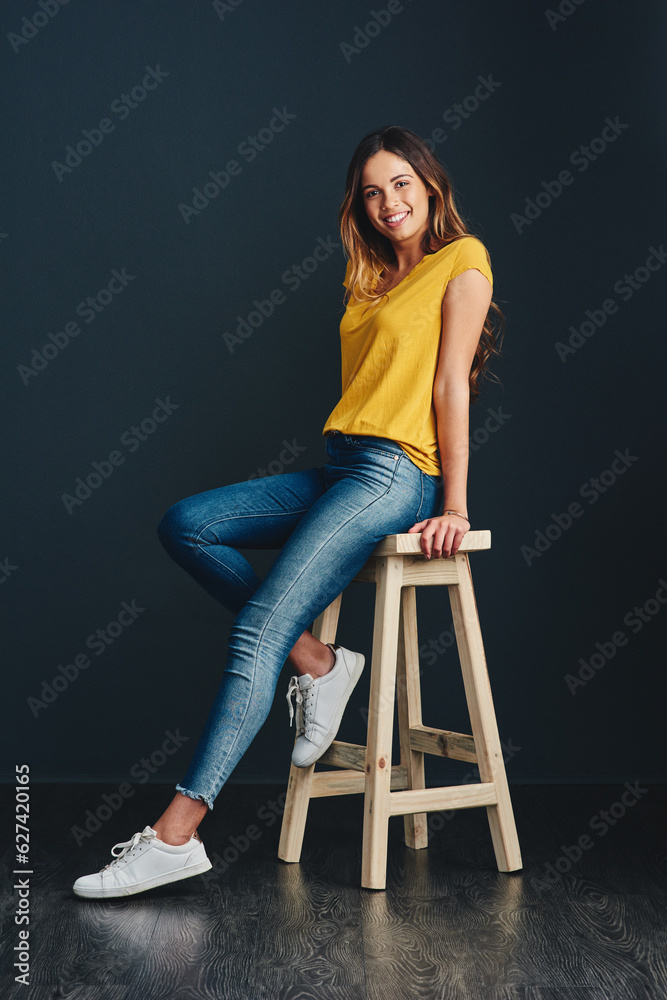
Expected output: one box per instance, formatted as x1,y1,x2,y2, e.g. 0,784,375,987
385,211,408,223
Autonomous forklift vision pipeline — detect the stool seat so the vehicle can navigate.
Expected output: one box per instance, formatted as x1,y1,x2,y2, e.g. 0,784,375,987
278,530,522,889
370,529,490,556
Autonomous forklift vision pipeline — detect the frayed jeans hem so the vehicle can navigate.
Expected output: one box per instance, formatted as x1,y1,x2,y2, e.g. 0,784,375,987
175,783,214,811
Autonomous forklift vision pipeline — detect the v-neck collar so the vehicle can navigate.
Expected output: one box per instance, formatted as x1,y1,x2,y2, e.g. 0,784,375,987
374,241,459,296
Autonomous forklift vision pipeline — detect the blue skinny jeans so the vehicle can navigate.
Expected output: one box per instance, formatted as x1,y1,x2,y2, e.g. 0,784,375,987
157,431,444,809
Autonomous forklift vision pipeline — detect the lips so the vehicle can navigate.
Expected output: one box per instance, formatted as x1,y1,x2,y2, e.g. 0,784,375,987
383,210,409,227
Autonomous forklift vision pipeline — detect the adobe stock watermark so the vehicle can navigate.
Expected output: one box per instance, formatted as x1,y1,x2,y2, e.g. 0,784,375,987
61,396,179,514
0,557,19,584
222,234,340,353
520,447,638,567
247,439,307,480
565,577,667,695
511,116,629,234
26,599,145,717
17,266,137,386
178,106,296,224
424,74,502,151
212,0,244,20
555,244,667,362
51,67,169,181
545,0,587,31
70,728,189,846
469,405,511,452
419,620,456,667
340,1,413,63
531,781,648,895
7,0,71,54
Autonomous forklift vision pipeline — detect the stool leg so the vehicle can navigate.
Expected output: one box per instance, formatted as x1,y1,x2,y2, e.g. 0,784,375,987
278,761,315,862
396,587,428,850
449,554,522,872
362,556,403,889
311,594,343,648
278,593,342,863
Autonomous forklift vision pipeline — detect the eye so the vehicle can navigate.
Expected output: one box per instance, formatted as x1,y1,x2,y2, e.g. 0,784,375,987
364,189,379,199
395,180,409,188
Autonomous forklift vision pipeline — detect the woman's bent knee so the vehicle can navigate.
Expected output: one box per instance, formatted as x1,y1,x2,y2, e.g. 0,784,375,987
157,498,196,555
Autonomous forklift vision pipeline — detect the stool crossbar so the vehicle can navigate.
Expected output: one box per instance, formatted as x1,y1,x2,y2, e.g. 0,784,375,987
278,530,523,889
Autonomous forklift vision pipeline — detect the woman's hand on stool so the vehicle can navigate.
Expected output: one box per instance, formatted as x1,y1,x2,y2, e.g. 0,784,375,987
409,512,469,559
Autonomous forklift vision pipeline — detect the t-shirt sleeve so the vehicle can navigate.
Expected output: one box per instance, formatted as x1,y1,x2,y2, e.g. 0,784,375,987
448,236,493,291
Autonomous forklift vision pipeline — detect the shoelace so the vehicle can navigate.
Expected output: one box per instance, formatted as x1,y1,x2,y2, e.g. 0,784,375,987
286,647,337,739
100,827,157,871
286,676,315,738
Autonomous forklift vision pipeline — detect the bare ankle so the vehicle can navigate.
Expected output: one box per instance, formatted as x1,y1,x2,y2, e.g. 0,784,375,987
152,824,193,846
152,791,208,845
309,643,337,679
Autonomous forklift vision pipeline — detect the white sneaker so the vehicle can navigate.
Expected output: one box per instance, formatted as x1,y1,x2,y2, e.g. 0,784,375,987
286,643,365,768
72,825,213,898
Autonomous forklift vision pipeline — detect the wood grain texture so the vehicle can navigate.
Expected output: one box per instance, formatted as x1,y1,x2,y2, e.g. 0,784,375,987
361,555,403,888
396,586,428,850
409,723,477,763
370,531,491,557
319,740,368,771
1,783,665,1000
310,765,408,797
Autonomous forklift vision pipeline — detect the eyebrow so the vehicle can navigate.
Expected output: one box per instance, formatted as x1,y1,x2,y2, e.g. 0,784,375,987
362,173,412,190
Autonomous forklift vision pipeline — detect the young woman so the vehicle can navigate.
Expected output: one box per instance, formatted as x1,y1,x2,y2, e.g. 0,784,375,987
73,124,502,898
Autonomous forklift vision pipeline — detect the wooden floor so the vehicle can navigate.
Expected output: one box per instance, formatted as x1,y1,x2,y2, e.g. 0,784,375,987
1,782,665,999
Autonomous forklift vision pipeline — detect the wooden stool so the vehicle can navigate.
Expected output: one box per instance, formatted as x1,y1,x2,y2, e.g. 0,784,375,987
278,530,523,889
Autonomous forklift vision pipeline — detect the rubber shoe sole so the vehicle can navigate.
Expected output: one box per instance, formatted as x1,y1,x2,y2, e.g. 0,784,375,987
73,855,213,898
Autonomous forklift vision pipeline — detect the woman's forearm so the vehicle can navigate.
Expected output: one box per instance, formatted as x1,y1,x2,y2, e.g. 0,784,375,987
434,387,470,516
430,268,492,523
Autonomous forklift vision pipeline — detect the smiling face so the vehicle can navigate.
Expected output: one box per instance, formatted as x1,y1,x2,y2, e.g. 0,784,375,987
360,149,435,248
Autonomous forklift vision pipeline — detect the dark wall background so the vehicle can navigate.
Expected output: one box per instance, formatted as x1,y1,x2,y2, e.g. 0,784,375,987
3,0,666,791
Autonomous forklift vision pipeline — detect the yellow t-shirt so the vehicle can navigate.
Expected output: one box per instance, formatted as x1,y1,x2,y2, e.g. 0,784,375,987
322,236,494,477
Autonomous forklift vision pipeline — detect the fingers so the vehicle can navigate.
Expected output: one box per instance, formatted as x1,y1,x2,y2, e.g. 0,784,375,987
418,519,468,559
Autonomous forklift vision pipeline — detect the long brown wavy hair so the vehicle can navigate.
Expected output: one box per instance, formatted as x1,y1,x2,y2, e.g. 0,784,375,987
338,124,504,403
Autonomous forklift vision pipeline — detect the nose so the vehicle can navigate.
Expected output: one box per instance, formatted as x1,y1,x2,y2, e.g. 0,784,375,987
380,191,400,212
